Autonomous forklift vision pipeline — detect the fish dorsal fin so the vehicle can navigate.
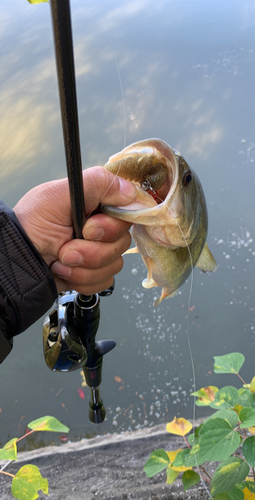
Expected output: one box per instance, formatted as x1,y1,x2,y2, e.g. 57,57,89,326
196,242,217,273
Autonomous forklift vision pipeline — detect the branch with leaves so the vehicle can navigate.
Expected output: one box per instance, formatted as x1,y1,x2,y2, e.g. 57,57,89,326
0,416,69,500
144,353,255,499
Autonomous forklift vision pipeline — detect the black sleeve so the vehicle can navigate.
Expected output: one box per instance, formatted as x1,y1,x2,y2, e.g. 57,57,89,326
0,200,58,363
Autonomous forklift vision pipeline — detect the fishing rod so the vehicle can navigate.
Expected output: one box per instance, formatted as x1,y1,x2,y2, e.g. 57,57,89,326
43,0,116,424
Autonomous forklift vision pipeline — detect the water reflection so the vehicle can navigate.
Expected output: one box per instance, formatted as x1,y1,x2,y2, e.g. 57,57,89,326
0,93,53,177
0,0,254,448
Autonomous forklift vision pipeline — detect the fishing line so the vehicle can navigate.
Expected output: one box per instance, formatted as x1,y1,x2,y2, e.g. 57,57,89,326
102,5,127,150
154,195,196,384
113,52,127,150
174,219,196,410
175,218,212,499
84,6,127,221
154,193,211,498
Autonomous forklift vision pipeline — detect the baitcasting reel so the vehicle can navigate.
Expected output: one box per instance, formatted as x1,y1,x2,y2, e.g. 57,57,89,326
43,288,116,424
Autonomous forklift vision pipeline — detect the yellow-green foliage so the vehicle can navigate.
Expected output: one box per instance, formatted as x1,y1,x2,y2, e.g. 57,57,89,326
144,353,255,499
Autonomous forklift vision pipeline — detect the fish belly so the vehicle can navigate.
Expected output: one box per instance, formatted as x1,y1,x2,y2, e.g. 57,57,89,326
131,225,192,306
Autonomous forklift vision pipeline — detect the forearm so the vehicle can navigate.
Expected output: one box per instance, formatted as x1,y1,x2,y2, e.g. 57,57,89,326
0,200,58,362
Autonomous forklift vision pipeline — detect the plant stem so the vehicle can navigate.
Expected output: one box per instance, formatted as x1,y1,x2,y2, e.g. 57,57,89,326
16,429,36,443
0,470,15,478
200,475,211,484
0,429,37,474
237,434,246,440
252,467,255,482
183,435,190,449
236,372,248,388
199,465,211,482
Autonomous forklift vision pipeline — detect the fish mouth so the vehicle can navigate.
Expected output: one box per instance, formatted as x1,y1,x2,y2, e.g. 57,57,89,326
104,139,179,213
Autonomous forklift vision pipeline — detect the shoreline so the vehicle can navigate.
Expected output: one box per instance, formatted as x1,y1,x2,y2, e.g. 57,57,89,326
0,420,213,500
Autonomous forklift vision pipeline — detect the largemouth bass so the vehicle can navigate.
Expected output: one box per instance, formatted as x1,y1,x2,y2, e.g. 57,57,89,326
102,139,217,306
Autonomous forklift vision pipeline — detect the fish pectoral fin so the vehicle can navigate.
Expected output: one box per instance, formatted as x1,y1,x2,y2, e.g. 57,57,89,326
142,257,157,288
142,277,157,289
124,246,139,255
196,242,217,273
141,256,154,283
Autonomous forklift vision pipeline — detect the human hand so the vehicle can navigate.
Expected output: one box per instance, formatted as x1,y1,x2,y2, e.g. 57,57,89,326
13,167,137,295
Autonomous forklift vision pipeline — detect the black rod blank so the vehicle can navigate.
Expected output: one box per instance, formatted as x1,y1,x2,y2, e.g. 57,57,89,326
50,0,85,239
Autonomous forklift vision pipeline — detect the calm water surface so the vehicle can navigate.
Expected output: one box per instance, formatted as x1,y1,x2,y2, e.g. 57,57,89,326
0,0,254,448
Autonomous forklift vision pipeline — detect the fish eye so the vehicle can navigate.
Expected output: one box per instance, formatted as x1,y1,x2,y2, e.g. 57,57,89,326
183,170,192,186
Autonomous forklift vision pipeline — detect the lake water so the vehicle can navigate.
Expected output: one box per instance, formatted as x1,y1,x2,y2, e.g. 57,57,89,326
0,0,254,449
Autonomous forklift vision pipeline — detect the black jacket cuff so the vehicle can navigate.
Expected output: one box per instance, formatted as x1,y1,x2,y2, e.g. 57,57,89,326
0,200,58,362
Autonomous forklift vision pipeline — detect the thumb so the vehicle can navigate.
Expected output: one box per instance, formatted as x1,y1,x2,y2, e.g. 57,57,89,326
83,166,137,214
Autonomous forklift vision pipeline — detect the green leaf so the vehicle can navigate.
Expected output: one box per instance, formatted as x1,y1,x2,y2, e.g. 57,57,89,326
213,353,245,374
27,0,49,4
11,464,48,500
172,445,204,468
213,491,230,500
207,409,239,428
0,438,18,461
229,487,244,500
0,449,15,460
239,408,255,428
198,418,241,462
188,424,204,445
242,436,255,466
171,448,190,467
178,421,241,467
213,494,231,500
237,388,255,409
188,433,195,445
4,438,18,460
27,416,69,433
143,449,170,477
12,477,39,500
210,386,239,409
166,467,179,484
182,470,200,491
211,457,250,497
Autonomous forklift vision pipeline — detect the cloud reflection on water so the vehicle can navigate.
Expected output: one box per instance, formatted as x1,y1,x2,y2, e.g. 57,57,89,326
0,92,54,178
0,0,231,186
